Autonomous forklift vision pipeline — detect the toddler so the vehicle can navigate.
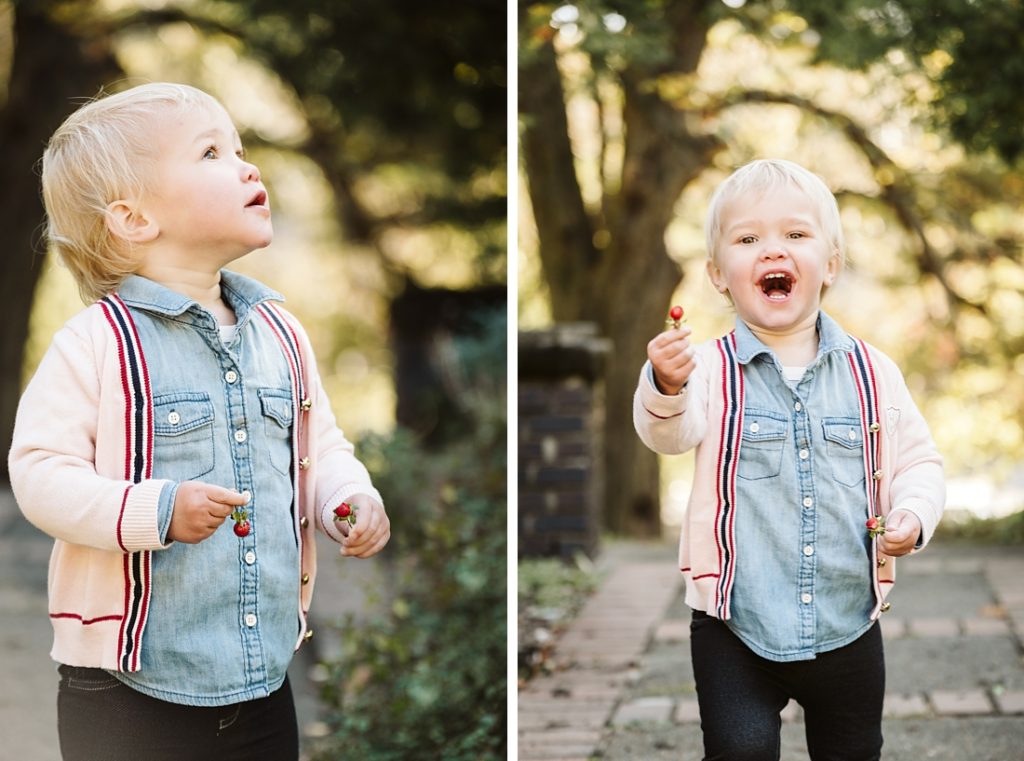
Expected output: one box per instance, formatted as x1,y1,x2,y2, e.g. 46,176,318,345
8,82,390,761
634,159,944,760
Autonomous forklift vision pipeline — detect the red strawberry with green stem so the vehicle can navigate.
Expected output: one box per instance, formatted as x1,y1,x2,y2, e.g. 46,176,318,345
666,305,685,330
231,509,251,537
865,515,885,538
333,502,357,527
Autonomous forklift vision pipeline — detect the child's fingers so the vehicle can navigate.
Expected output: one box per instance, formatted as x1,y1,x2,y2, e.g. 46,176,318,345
206,486,249,507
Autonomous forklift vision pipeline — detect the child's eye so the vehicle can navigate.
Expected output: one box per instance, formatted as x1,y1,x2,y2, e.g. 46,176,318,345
788,231,806,239
236,147,247,160
738,235,757,245
202,146,218,160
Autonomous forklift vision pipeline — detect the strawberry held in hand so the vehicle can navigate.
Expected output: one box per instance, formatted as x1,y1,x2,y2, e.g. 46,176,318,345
666,305,685,330
333,501,357,528
866,514,886,538
231,509,251,537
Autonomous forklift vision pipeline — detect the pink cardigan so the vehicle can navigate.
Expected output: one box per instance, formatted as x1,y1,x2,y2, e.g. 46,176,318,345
8,297,380,670
634,332,945,621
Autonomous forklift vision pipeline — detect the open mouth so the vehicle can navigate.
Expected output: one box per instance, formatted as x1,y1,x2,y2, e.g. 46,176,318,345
246,190,268,208
758,271,794,300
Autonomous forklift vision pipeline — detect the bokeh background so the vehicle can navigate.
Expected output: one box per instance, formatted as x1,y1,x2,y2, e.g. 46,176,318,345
0,1,506,759
519,0,1024,540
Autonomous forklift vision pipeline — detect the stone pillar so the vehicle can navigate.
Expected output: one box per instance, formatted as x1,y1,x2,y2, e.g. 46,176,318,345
518,324,610,560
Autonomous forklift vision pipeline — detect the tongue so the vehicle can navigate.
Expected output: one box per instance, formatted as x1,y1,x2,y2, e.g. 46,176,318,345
765,285,789,299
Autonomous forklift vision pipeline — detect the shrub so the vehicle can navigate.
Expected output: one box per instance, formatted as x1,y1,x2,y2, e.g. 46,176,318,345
314,309,506,761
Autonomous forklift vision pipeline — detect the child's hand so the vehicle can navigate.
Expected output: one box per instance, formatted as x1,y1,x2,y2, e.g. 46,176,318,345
878,509,921,557
338,494,390,559
647,325,696,395
168,482,248,544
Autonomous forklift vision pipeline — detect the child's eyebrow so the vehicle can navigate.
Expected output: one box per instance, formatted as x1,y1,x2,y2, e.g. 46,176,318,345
725,215,817,233
191,127,243,146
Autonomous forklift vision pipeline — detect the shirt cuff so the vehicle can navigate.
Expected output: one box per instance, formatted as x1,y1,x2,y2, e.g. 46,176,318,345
639,361,688,419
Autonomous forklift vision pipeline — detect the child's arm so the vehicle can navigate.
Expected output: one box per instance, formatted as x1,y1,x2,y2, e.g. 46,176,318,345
305,357,389,558
878,360,945,555
633,326,709,455
8,325,174,552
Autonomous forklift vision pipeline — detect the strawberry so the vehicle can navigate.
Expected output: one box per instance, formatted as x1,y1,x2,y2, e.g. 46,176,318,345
333,501,357,527
666,305,685,330
865,515,886,538
231,508,251,538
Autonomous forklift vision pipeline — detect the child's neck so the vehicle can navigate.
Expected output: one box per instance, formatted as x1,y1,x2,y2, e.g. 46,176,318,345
138,264,236,326
747,314,819,367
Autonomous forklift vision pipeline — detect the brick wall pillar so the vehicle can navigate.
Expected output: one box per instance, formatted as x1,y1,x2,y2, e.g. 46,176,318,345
518,324,610,560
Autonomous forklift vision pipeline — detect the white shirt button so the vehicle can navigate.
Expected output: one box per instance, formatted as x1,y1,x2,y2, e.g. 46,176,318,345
848,429,858,441
801,593,813,604
244,550,256,565
225,370,238,384
799,448,809,460
802,497,813,508
794,402,802,412
244,613,257,627
749,422,760,434
234,429,247,443
803,545,814,556
167,411,181,425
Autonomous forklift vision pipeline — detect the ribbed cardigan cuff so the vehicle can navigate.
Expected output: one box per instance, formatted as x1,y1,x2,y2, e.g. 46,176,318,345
117,479,173,551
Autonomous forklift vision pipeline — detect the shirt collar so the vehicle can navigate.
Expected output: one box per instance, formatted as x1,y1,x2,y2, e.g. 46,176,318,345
116,270,283,322
733,310,854,365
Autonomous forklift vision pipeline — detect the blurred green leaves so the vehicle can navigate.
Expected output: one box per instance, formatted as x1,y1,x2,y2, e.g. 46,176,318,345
314,310,506,761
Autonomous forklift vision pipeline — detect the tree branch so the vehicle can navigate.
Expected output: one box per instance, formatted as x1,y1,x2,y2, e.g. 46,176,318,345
708,88,986,317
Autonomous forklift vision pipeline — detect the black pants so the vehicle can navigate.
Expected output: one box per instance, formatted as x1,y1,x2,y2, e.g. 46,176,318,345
690,612,884,761
57,665,299,761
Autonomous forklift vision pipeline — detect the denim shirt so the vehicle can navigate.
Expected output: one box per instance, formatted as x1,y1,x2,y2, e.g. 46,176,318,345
725,312,875,662
110,272,301,706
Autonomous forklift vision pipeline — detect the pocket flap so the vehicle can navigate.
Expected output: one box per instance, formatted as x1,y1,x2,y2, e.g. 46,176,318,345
741,409,788,442
259,391,294,427
822,418,862,449
153,393,215,435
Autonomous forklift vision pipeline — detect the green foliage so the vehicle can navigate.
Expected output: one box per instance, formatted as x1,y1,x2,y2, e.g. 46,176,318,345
314,311,506,761
751,0,1024,163
518,555,600,681
934,510,1024,545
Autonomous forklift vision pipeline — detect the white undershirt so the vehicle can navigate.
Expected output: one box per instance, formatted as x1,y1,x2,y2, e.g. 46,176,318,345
782,365,806,384
219,324,238,344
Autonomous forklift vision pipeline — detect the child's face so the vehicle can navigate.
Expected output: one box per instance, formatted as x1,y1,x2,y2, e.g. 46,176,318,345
707,183,839,335
142,102,272,265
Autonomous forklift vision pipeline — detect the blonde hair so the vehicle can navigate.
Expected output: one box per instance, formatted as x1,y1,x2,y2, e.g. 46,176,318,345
704,159,845,267
41,82,222,302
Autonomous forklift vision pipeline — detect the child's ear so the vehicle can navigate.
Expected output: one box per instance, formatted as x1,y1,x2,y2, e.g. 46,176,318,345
706,258,729,293
823,249,842,287
105,200,159,244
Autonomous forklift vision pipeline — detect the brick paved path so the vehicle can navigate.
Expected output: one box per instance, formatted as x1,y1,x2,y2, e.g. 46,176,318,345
519,539,1024,761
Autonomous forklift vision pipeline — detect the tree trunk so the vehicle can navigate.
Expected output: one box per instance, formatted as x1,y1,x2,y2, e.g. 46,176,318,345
520,0,720,535
519,37,600,322
0,4,121,482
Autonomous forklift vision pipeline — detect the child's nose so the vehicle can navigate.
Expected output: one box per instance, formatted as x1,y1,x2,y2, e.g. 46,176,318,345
242,161,260,182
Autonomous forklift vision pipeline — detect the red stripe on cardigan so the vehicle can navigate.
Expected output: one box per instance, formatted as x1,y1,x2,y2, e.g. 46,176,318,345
50,613,124,624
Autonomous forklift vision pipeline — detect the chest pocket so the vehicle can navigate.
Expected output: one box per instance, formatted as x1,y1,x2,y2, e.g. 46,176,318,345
822,417,866,487
737,409,788,481
152,392,216,481
259,389,294,475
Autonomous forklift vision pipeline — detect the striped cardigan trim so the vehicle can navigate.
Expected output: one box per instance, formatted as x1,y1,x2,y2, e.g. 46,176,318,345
848,338,884,612
254,303,309,535
98,295,153,673
713,333,743,620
